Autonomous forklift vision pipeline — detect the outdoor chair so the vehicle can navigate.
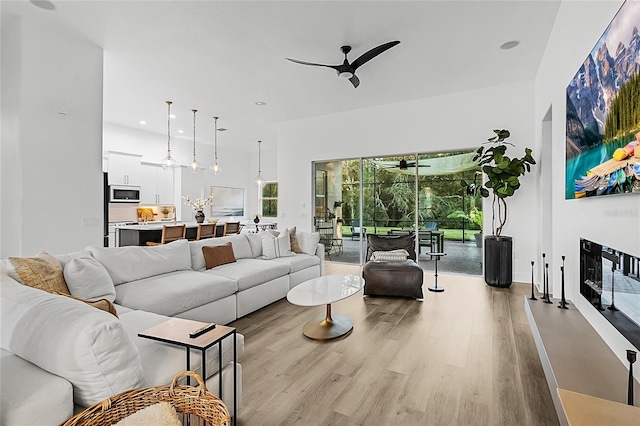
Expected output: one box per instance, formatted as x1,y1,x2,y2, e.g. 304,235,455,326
351,219,367,240
316,219,341,260
362,234,424,299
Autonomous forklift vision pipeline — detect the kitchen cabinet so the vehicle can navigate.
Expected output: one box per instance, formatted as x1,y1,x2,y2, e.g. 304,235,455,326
107,152,142,185
140,163,175,204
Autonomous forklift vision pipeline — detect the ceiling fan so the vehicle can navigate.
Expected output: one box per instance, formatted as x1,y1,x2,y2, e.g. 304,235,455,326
378,159,431,170
286,41,400,88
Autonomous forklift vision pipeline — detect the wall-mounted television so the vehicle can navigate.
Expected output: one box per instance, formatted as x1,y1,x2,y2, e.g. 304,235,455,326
580,238,640,349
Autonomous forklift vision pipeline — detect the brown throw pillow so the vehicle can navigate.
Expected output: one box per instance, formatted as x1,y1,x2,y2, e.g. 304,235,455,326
289,227,303,254
56,292,119,318
9,252,70,295
202,242,237,270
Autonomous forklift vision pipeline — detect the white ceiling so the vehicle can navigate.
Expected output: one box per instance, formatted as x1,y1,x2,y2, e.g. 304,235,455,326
4,0,561,151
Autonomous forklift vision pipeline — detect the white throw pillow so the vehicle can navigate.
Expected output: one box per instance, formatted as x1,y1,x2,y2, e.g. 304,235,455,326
245,233,263,257
64,257,116,302
296,231,321,256
0,277,144,407
371,249,410,263
261,229,293,259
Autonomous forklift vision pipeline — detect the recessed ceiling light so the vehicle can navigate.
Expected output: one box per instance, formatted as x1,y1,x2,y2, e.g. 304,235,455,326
178,130,184,134
30,0,56,10
255,101,266,106
500,40,520,50
169,114,177,119
139,120,147,125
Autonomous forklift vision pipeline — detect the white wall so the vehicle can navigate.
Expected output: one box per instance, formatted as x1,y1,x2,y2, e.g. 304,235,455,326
1,12,104,257
277,80,538,282
534,0,639,372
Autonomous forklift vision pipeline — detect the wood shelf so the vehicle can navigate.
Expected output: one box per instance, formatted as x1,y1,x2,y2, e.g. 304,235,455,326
525,297,639,425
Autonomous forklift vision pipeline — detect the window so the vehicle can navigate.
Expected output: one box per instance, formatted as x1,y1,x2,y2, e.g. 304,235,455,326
261,182,278,218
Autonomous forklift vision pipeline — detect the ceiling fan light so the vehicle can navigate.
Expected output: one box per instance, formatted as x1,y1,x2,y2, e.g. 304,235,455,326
338,71,353,79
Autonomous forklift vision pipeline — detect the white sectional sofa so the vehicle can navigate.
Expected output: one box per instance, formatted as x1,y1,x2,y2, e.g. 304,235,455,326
0,231,323,426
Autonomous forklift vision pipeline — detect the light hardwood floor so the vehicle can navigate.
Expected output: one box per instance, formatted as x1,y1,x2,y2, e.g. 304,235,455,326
230,263,559,425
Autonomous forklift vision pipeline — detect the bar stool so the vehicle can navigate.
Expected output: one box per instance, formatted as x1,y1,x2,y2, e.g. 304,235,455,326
427,252,446,292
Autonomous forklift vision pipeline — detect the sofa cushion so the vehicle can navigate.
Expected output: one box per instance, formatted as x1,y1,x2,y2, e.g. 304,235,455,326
189,234,253,271
0,277,144,407
8,252,70,294
203,242,236,270
204,258,289,291
64,256,116,301
1,349,74,426
119,310,244,387
114,270,237,317
271,253,321,273
88,239,192,285
261,230,293,259
296,231,321,256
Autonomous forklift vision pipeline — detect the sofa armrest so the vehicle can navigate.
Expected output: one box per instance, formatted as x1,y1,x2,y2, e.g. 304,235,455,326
315,243,325,276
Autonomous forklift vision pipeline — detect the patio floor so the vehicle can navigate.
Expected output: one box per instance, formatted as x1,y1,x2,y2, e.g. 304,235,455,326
326,237,483,276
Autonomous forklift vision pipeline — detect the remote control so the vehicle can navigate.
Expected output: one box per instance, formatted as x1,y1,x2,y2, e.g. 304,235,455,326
189,323,216,338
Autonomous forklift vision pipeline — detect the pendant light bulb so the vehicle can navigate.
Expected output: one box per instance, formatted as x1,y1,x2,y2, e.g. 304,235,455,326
190,109,201,173
255,140,264,185
210,116,222,175
161,100,177,170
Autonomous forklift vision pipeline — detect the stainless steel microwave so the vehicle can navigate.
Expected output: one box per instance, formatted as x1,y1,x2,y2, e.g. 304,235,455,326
109,185,140,203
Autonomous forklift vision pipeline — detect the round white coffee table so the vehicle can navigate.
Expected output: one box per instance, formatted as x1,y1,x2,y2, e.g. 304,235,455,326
286,274,364,341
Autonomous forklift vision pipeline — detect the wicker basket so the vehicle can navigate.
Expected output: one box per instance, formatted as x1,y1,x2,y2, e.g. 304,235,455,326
61,371,230,426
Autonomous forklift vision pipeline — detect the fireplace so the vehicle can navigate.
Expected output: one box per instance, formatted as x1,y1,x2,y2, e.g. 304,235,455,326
580,239,640,350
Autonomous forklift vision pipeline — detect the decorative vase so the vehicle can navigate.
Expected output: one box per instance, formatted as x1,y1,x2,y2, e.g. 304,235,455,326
195,210,205,223
253,216,260,224
484,235,512,287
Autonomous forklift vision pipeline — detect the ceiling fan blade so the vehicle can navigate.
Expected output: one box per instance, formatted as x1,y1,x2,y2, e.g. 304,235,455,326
285,58,340,71
351,41,400,71
349,74,360,88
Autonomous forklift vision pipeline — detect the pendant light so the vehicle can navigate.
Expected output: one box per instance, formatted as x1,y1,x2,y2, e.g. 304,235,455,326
161,100,177,170
189,109,201,173
255,140,264,185
210,116,222,175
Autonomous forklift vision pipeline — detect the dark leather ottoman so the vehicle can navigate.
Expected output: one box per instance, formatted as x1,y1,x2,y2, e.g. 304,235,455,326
363,234,424,299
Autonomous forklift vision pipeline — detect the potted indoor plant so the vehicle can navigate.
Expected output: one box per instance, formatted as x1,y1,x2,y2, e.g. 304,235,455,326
446,207,483,247
461,129,536,287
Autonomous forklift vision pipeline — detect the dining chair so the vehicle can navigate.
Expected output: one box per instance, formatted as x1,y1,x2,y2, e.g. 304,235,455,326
223,221,241,236
196,222,217,240
146,224,186,246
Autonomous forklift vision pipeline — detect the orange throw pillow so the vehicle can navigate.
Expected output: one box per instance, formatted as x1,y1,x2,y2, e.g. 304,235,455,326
9,252,70,295
202,242,237,270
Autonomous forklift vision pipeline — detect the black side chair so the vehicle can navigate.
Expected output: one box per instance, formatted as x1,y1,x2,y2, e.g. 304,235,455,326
362,234,424,299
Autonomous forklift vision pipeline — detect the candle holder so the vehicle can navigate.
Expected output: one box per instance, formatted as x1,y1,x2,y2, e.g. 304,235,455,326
558,265,568,309
529,260,537,300
627,350,636,406
560,255,570,306
608,259,619,312
543,262,553,304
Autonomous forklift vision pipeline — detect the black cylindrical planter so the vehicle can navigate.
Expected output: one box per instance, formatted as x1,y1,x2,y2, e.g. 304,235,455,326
484,235,513,287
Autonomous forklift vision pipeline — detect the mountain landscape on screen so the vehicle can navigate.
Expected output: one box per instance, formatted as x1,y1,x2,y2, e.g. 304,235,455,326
565,0,640,199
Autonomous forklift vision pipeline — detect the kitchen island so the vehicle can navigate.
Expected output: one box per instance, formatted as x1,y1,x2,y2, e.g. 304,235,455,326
117,222,223,246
